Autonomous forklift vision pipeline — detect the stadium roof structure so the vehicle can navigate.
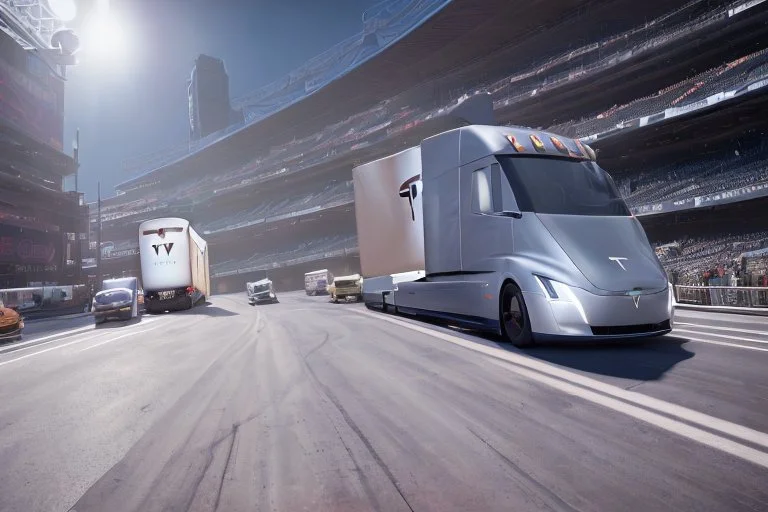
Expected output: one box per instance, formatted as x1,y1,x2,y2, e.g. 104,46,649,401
115,0,686,194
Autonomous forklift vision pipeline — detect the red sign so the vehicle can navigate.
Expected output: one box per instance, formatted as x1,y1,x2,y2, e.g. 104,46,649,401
0,225,59,265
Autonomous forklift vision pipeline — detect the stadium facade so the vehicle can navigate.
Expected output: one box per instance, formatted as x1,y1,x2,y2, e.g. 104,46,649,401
0,5,86,290
94,0,768,295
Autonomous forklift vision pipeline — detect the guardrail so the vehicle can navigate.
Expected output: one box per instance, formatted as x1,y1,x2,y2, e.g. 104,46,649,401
675,285,768,308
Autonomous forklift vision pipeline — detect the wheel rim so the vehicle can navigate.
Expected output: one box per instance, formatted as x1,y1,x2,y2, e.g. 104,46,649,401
503,291,525,339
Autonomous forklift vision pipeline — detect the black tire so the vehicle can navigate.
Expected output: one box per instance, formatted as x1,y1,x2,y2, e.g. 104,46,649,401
500,282,533,347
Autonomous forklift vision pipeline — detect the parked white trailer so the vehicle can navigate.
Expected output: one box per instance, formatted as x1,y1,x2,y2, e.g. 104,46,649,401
353,125,675,346
139,218,210,313
304,269,333,296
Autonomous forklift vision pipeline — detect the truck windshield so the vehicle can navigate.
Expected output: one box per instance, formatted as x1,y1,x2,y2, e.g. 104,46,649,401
498,156,630,216
252,284,270,293
95,290,131,304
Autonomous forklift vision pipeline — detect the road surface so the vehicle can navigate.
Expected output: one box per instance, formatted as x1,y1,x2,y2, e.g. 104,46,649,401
0,293,766,512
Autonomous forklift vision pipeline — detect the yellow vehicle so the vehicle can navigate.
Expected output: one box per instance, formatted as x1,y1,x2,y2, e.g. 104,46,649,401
0,299,24,341
329,274,363,303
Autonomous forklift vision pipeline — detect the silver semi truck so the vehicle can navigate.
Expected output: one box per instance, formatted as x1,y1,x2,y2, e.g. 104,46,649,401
353,125,674,346
139,218,210,313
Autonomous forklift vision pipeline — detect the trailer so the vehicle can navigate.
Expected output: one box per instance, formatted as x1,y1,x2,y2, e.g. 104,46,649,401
139,218,210,313
353,125,675,346
304,269,333,296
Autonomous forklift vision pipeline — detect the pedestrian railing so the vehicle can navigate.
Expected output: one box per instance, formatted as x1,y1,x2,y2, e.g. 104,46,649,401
675,285,768,308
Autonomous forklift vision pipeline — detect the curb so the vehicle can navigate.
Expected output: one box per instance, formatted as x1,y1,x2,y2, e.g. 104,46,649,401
675,304,768,317
25,312,92,323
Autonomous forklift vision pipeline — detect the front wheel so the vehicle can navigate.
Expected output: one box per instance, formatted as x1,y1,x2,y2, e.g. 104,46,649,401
500,282,533,348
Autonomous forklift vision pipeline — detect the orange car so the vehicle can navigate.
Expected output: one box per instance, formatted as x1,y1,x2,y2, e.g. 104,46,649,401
0,300,24,341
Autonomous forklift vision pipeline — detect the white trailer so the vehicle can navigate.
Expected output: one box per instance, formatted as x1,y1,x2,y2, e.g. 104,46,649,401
139,218,210,313
304,269,333,295
353,125,674,346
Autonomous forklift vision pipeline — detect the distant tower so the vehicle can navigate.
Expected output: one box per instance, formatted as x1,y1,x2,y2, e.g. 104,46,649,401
188,55,239,141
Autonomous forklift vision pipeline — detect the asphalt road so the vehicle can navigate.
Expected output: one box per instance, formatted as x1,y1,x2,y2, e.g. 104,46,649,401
0,293,767,512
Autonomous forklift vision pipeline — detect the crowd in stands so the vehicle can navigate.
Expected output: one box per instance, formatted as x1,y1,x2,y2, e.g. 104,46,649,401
616,138,768,209
656,231,768,285
550,48,768,139
210,234,358,277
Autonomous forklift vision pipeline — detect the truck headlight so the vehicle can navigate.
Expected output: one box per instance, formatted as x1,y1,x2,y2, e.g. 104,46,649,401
534,275,588,325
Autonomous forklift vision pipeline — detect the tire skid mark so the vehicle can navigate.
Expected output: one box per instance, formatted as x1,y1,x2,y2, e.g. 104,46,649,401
280,317,414,512
467,427,581,512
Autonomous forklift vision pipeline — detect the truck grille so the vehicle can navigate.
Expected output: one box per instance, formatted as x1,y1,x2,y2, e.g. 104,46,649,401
590,320,671,336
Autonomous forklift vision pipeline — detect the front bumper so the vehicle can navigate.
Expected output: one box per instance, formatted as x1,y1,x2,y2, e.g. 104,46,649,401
0,323,23,341
94,305,132,319
524,283,674,341
334,287,361,298
249,293,276,303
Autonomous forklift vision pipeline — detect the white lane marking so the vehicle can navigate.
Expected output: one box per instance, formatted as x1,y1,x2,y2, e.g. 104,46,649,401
674,328,768,345
352,310,768,452
0,319,160,368
676,322,768,337
0,325,94,353
485,358,768,469
0,317,160,355
78,326,161,352
680,336,768,353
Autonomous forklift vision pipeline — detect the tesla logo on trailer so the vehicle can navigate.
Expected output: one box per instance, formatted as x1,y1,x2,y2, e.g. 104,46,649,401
398,174,421,221
152,243,174,256
608,256,628,271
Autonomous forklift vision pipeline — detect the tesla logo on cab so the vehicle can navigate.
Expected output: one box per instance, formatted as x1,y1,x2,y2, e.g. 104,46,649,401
398,174,421,221
152,243,174,256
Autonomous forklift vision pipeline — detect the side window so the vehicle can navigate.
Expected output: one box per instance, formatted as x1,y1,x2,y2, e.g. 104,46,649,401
472,168,493,214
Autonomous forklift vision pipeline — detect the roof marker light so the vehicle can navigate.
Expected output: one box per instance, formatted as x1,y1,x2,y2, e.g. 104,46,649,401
506,135,525,152
530,134,546,153
584,143,598,161
574,139,590,159
550,136,569,154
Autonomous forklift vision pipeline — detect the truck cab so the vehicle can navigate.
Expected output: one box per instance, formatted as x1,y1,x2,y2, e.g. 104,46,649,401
329,274,363,303
93,277,140,324
247,279,278,305
354,125,674,346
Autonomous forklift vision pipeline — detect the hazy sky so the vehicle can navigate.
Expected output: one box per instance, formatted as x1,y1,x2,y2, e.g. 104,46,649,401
64,0,381,201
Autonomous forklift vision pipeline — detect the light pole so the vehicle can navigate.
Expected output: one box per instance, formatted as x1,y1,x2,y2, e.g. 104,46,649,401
73,128,79,192
96,181,102,288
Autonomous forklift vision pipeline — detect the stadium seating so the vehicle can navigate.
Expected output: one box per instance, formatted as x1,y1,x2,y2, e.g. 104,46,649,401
617,139,768,208
122,0,448,177
200,180,354,234
100,0,768,282
210,234,358,277
655,231,768,284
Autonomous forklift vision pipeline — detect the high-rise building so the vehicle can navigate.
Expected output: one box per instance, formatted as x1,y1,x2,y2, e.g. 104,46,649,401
0,11,86,289
188,54,240,141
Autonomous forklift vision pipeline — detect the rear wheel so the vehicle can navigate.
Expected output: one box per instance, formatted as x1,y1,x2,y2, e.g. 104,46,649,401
500,282,533,348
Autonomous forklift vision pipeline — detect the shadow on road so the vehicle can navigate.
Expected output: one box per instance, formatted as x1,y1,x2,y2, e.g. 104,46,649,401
394,311,694,381
95,316,144,329
523,336,695,381
185,305,238,317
